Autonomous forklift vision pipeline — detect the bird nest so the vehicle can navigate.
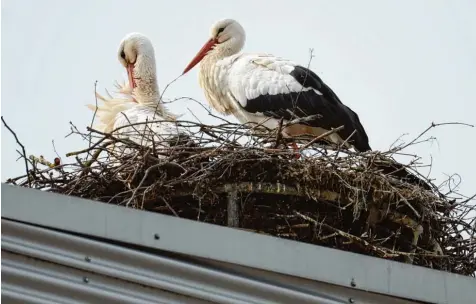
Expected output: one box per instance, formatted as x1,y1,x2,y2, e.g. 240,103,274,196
4,117,476,276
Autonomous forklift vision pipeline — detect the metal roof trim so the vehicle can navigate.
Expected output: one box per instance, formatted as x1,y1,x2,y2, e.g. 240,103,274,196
2,184,475,303
3,219,417,304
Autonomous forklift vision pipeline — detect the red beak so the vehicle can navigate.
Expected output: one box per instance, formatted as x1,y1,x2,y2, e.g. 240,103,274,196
126,63,138,103
183,38,218,74
127,63,136,89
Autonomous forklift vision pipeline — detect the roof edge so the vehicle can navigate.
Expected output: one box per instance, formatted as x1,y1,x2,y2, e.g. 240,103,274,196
2,184,474,303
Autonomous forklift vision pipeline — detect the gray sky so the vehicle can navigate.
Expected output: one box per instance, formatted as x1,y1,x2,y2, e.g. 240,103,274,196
2,0,475,200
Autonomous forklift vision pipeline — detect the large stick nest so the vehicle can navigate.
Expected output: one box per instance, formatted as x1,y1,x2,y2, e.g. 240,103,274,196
5,117,476,276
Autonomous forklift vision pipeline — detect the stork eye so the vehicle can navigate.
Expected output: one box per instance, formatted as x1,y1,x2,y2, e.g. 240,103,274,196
120,50,126,59
217,27,225,35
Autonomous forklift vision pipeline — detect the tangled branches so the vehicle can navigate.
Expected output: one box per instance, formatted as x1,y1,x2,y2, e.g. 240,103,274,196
4,116,476,276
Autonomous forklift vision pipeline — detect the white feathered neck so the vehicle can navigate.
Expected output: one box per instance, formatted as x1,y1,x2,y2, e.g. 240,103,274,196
88,33,175,133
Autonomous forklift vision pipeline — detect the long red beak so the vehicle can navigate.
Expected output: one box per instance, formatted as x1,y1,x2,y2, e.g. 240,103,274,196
126,63,138,103
127,63,136,89
183,38,218,74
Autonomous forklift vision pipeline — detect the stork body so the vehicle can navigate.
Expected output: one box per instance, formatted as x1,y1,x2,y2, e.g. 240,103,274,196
183,19,370,152
89,33,187,157
183,19,433,190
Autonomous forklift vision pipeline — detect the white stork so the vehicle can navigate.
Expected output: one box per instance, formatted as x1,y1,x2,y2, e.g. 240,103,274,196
182,18,371,153
182,19,433,190
88,32,188,157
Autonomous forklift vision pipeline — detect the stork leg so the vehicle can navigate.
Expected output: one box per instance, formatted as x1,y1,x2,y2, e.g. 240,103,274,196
289,142,301,159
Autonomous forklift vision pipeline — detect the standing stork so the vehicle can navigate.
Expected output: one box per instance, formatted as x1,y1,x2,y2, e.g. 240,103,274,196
182,18,370,153
182,19,432,190
89,32,189,157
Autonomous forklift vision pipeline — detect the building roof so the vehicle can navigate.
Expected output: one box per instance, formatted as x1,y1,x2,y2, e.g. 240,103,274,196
2,183,474,303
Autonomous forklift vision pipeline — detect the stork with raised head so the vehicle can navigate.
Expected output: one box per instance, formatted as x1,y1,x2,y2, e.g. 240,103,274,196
182,18,370,153
89,32,189,156
182,19,432,190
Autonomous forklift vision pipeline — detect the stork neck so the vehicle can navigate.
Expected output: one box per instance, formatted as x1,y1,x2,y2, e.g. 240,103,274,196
214,36,243,58
133,52,160,103
199,42,238,76
197,45,239,115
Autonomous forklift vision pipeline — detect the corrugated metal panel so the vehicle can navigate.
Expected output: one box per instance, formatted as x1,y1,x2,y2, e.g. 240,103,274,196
2,219,417,304
2,251,203,304
2,184,474,303
2,221,209,304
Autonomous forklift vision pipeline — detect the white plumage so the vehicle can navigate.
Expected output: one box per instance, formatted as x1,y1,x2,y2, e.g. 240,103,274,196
225,55,314,101
216,54,321,130
182,19,432,189
88,33,187,158
183,19,371,153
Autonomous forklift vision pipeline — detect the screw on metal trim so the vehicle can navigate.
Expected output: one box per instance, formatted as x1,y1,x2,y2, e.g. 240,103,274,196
349,298,355,303
85,256,91,262
83,277,89,283
154,233,160,240
350,278,356,287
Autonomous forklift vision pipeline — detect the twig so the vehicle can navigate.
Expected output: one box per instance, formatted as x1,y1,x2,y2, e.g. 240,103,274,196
300,125,345,151
294,211,398,258
126,163,179,217
66,137,108,157
272,118,284,148
400,121,474,150
284,114,322,127
89,80,100,156
2,116,31,187
51,140,63,168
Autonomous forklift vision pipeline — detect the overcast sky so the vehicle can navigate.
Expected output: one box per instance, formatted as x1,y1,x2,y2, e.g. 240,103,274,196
2,0,475,201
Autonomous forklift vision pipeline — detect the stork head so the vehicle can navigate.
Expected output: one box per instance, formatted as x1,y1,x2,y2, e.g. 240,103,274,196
209,19,246,45
118,32,158,101
183,19,246,74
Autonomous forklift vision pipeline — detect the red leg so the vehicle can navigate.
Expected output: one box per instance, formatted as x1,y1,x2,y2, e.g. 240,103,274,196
290,142,301,159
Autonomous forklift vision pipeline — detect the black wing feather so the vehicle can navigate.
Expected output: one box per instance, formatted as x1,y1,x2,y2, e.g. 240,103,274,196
243,65,371,152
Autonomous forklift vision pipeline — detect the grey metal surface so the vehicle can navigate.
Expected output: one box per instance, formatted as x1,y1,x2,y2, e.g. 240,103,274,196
1,219,418,304
2,184,475,303
2,250,202,304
